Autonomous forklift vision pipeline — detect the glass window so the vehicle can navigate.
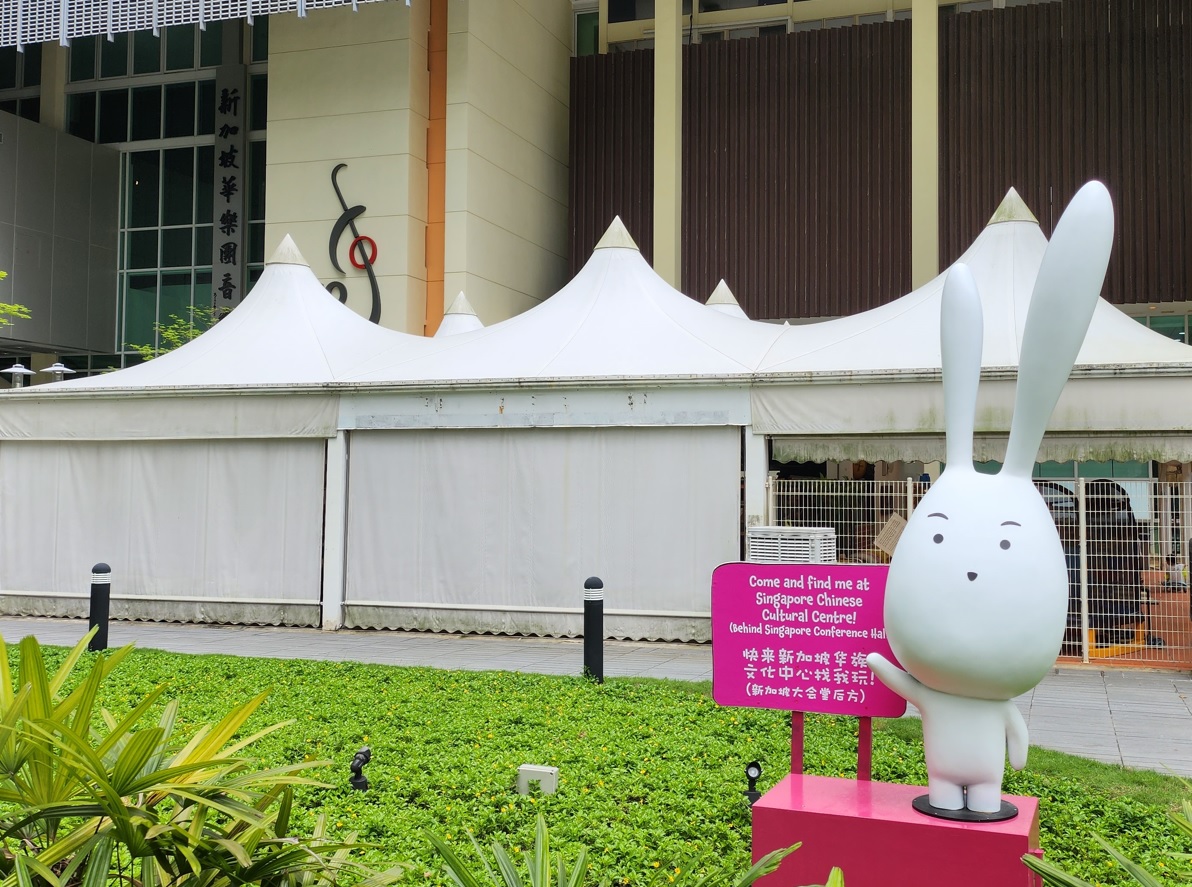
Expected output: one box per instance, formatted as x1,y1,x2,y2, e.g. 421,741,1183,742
197,79,215,134
70,35,97,82
167,24,197,71
576,12,599,56
0,47,17,91
101,32,129,78
22,43,41,88
160,272,193,324
200,21,224,68
161,229,193,268
98,89,128,143
18,97,40,123
248,141,266,221
196,145,214,223
249,74,268,131
163,82,196,138
133,30,162,75
0,100,13,116
162,148,195,226
67,92,97,142
610,0,650,22
196,225,213,266
194,269,213,311
127,230,159,269
123,274,157,348
130,86,162,141
127,151,161,228
252,17,270,63
1149,314,1187,342
248,223,264,264
1035,461,1076,479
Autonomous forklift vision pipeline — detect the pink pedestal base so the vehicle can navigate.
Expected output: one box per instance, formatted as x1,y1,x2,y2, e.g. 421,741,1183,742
752,775,1041,887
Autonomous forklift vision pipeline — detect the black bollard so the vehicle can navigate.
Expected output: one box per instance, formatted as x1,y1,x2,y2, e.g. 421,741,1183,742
583,576,604,683
88,563,111,652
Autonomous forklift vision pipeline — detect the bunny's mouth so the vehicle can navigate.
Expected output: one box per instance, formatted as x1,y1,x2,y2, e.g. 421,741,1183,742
967,572,978,582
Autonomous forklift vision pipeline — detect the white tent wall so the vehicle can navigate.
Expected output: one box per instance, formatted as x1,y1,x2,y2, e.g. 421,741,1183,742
342,426,742,641
0,439,327,625
752,372,1192,464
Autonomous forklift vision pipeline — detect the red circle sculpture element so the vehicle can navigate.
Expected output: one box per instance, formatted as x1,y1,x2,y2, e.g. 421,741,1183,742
349,235,378,269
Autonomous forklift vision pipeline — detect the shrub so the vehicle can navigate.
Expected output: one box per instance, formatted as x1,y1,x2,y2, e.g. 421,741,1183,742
0,632,405,887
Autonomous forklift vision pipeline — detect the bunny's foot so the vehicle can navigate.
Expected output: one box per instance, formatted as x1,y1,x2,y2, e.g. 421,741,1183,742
927,779,964,811
965,782,1003,813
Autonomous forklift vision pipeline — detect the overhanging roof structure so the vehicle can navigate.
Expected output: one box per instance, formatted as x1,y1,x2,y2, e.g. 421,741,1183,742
1,0,386,50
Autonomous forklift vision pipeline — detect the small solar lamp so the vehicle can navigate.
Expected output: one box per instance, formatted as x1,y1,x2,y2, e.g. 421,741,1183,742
744,761,763,805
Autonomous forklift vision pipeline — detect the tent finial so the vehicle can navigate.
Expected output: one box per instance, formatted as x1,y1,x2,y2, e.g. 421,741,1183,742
707,279,739,307
267,234,311,267
445,291,478,317
987,188,1039,226
706,279,750,319
594,216,640,251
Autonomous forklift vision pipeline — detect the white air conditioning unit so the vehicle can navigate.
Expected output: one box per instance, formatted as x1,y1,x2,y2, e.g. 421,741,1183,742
746,526,837,564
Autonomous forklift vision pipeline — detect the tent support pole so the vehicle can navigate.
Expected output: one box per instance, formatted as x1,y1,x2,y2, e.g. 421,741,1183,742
743,425,768,530
321,430,349,631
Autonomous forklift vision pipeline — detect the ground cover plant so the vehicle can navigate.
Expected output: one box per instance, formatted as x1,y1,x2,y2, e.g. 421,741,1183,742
19,641,1192,887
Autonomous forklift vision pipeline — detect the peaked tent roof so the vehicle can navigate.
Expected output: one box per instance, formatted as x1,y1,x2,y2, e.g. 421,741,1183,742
434,292,485,337
56,236,431,390
706,280,750,319
343,217,786,383
757,188,1192,374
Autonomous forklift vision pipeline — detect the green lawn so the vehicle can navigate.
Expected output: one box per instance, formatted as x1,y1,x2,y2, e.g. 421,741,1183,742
28,644,1192,887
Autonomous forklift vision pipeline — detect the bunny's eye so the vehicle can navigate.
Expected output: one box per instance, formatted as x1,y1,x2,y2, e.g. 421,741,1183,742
932,534,944,544
1000,539,1011,550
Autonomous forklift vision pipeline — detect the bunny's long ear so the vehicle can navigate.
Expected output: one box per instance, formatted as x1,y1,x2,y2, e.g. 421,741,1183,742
1001,181,1114,477
941,263,983,472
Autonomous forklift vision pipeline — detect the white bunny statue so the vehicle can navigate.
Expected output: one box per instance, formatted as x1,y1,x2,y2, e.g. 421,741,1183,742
867,181,1115,815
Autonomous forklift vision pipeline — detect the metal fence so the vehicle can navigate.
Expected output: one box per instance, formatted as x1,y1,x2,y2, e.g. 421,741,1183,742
766,478,1192,668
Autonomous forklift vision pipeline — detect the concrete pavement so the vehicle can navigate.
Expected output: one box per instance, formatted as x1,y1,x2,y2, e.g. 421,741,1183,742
2,616,1190,776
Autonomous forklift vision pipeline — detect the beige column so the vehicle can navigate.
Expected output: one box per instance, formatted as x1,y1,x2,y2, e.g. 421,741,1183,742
910,0,939,288
39,42,68,131
652,0,682,288
598,0,609,53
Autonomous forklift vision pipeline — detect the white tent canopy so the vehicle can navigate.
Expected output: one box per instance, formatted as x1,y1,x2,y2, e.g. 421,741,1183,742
1,193,1190,638
757,190,1192,373
752,189,1192,462
341,218,785,384
65,236,428,389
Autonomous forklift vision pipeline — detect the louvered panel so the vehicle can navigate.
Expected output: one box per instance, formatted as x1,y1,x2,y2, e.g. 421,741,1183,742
940,0,1192,306
0,0,385,48
568,49,654,276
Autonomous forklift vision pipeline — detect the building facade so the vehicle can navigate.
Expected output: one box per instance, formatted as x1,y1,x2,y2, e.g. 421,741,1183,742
0,0,1187,378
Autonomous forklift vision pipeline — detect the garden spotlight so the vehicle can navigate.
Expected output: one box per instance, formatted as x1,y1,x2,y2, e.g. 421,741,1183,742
349,747,371,791
744,761,762,805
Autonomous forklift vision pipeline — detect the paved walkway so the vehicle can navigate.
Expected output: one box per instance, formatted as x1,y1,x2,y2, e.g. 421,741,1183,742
2,616,1191,777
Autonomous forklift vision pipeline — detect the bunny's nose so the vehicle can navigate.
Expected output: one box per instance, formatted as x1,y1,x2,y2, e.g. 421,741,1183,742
967,571,978,582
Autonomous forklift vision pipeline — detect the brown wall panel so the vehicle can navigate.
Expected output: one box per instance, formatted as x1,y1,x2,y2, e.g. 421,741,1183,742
940,0,1192,305
571,23,911,319
569,51,655,275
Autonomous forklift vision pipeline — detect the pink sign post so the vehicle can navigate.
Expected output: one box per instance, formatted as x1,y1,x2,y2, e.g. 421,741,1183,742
711,562,906,719
714,563,1043,887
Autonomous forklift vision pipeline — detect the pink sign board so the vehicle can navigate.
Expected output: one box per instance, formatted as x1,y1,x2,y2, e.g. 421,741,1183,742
711,563,907,718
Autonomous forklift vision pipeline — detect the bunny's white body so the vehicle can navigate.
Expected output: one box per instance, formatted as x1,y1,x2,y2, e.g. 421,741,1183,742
867,182,1115,813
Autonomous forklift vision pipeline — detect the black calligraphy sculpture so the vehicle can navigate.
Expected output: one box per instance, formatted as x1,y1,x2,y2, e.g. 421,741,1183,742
327,163,382,324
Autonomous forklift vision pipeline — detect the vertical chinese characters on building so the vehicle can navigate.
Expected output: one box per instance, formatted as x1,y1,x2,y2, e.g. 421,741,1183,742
212,63,248,306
